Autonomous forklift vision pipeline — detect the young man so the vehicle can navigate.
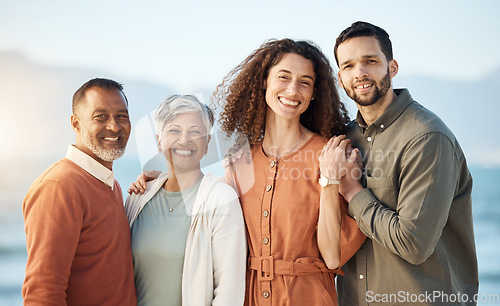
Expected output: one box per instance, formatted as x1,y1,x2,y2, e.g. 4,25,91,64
333,22,478,305
23,78,137,305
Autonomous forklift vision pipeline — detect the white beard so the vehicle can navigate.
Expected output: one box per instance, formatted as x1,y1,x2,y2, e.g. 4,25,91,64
82,131,125,162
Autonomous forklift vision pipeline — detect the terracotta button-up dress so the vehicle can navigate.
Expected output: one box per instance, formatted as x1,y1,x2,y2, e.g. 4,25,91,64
225,134,366,306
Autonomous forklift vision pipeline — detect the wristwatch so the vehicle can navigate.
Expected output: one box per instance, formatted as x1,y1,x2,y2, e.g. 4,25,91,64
319,176,340,187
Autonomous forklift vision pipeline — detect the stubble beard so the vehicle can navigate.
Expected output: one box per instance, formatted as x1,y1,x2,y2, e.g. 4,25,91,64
346,69,391,107
82,130,126,162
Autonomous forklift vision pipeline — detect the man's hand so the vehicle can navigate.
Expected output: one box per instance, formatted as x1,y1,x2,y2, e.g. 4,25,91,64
127,170,161,194
339,143,364,202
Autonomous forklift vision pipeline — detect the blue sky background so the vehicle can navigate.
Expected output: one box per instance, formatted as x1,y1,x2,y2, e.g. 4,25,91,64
1,0,499,92
1,0,500,168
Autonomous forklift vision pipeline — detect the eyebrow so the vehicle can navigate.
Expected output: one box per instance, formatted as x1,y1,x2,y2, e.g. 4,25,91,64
340,54,380,67
167,124,203,128
92,108,129,114
278,69,315,81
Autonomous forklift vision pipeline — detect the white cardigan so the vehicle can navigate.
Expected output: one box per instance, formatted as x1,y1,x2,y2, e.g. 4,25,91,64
125,173,246,306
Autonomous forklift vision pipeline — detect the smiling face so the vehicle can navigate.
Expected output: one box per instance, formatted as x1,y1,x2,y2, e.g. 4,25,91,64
337,36,398,107
265,53,316,121
71,87,131,169
157,111,210,175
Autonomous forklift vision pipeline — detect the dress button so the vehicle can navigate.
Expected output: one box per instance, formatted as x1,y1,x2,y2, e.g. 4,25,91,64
266,185,272,192
367,136,372,142
263,237,270,244
263,210,269,218
270,160,276,168
359,274,364,279
262,291,270,299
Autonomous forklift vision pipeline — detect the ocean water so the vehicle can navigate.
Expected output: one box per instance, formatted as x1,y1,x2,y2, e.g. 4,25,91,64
1,164,499,305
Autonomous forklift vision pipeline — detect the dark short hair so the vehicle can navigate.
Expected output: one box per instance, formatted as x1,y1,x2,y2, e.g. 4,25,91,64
334,21,393,66
72,78,128,114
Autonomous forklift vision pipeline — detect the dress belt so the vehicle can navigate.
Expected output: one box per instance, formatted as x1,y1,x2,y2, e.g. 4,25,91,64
248,255,342,281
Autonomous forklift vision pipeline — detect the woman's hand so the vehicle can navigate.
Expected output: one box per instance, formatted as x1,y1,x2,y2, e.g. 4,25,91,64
127,170,162,194
319,135,359,181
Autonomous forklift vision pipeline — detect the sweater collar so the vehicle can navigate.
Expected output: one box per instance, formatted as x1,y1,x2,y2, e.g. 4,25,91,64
65,145,115,190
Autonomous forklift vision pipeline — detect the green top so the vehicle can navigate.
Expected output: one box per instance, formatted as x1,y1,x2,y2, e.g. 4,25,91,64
131,179,201,306
337,89,478,305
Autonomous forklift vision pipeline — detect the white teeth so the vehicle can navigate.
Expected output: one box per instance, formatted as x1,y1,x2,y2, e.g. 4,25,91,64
280,97,299,106
356,84,371,89
174,149,192,156
104,137,119,141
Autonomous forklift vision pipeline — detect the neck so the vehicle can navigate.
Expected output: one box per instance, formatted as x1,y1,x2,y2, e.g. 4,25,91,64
263,110,307,157
357,89,397,126
74,142,113,170
164,168,203,192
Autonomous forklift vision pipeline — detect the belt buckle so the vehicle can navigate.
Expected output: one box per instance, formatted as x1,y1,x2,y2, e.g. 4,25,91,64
257,255,274,281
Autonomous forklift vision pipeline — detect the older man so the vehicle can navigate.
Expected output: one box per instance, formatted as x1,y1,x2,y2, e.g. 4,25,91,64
23,78,137,305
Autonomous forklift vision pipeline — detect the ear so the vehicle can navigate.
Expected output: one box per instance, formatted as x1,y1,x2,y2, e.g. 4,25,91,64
205,135,211,154
338,72,345,90
389,59,399,78
71,114,80,132
156,134,162,152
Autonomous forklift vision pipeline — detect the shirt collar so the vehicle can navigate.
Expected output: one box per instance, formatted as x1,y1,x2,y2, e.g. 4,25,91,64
65,145,115,190
356,88,413,130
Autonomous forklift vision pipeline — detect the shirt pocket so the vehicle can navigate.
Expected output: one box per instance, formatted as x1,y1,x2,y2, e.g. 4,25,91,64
366,176,397,209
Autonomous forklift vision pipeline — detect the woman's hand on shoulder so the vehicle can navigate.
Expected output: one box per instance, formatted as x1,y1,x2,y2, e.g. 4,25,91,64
127,170,162,194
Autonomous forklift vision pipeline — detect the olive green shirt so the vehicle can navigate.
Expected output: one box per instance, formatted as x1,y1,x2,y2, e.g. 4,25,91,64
337,89,478,305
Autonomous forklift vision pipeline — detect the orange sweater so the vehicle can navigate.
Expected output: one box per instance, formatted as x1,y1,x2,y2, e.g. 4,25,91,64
226,134,366,306
23,158,137,305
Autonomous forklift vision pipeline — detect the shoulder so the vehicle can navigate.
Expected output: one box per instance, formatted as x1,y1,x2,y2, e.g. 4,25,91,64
26,159,88,197
125,174,167,211
402,101,461,148
23,159,91,214
300,133,328,154
202,174,240,208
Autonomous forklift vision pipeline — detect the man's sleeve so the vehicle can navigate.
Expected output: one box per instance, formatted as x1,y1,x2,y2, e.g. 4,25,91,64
348,132,458,265
22,181,82,305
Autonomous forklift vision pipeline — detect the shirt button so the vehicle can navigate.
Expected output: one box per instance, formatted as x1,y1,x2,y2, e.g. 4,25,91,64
266,185,272,192
262,291,270,299
359,274,364,279
367,136,372,142
380,124,385,129
270,160,276,168
263,210,269,218
263,237,270,244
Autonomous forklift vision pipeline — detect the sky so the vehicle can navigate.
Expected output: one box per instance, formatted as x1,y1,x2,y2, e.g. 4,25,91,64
1,0,499,93
1,0,500,170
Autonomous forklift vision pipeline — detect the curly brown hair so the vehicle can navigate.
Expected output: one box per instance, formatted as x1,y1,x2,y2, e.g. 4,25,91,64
212,38,349,147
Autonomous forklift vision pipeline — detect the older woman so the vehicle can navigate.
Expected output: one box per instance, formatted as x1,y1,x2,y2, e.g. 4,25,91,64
213,39,366,305
125,95,246,306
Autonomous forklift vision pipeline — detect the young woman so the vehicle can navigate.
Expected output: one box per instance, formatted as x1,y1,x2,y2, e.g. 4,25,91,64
129,40,366,305
213,39,366,305
125,95,246,305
